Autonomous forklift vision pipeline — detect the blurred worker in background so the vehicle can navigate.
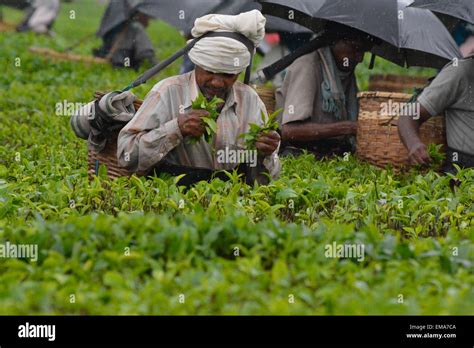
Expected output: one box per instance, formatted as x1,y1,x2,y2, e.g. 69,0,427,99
16,0,60,35
93,0,157,70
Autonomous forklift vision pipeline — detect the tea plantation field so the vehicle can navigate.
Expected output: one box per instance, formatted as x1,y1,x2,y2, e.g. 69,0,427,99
0,1,473,315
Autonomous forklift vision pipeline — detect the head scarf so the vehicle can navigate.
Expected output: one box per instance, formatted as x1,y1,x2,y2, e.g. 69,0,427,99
188,10,266,74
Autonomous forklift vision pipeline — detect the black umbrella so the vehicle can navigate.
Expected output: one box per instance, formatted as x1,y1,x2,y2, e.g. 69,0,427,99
97,0,311,41
373,0,463,68
137,0,230,34
258,0,461,72
137,0,310,35
97,0,194,38
97,0,253,38
94,0,311,92
409,0,474,25
265,15,310,34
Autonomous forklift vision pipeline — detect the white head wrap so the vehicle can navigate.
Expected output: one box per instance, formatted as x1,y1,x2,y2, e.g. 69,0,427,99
188,10,266,74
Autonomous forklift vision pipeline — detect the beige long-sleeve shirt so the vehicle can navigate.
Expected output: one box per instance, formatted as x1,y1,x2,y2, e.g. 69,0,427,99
117,71,281,180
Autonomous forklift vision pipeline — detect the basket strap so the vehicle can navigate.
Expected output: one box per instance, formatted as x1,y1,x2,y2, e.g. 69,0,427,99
123,31,255,91
254,35,331,83
369,53,376,70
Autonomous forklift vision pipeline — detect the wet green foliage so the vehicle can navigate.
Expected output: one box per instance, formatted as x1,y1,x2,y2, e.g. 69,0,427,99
0,1,472,315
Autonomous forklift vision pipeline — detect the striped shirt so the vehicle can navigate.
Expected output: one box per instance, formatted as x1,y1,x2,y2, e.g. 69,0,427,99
117,70,281,180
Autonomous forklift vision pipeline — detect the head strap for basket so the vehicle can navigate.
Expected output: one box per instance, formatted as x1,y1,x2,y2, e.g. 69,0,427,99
122,31,255,91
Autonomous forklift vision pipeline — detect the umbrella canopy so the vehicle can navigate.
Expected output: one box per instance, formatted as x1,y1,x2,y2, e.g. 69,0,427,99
409,0,474,25
260,0,461,68
241,0,311,33
97,0,253,38
138,0,310,35
97,0,311,40
137,0,230,34
96,0,190,37
265,15,310,33
374,0,463,68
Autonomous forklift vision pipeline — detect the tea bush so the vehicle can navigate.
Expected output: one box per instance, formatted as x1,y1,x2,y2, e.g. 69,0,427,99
0,1,472,315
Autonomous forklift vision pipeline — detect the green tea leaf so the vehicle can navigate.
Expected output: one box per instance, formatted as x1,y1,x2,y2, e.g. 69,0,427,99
190,92,223,144
241,109,282,150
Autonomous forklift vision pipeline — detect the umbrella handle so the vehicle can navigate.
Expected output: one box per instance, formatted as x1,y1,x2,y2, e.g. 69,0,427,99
122,38,199,92
369,53,377,70
123,31,255,92
255,34,332,83
61,32,96,53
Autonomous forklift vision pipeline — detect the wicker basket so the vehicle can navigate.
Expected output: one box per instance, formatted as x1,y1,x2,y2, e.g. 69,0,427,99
88,86,277,180
356,91,446,169
88,131,134,180
0,21,16,32
254,85,276,114
368,74,429,93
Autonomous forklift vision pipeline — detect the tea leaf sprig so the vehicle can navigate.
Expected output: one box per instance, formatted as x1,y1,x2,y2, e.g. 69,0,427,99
240,108,282,150
427,143,446,168
189,93,224,144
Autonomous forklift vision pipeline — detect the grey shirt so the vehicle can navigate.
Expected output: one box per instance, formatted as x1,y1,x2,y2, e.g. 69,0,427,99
275,50,357,146
276,50,357,125
418,57,474,155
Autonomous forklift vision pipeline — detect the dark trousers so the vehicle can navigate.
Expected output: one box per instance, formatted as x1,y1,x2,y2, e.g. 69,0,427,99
443,147,474,174
280,139,353,159
148,161,253,188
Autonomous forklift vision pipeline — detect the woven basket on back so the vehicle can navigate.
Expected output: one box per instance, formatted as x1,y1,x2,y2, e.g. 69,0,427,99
356,91,446,169
88,86,277,180
368,74,429,93
254,85,276,115
87,92,142,180
87,131,132,180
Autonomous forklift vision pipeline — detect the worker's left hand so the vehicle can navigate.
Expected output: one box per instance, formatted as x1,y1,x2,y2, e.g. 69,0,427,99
408,141,431,166
255,130,280,156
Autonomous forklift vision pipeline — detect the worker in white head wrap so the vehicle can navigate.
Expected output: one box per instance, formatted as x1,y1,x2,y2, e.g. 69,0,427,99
116,9,281,185
188,9,266,75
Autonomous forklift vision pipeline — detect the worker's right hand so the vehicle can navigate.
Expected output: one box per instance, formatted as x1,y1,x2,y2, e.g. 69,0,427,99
408,141,431,165
178,110,209,138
